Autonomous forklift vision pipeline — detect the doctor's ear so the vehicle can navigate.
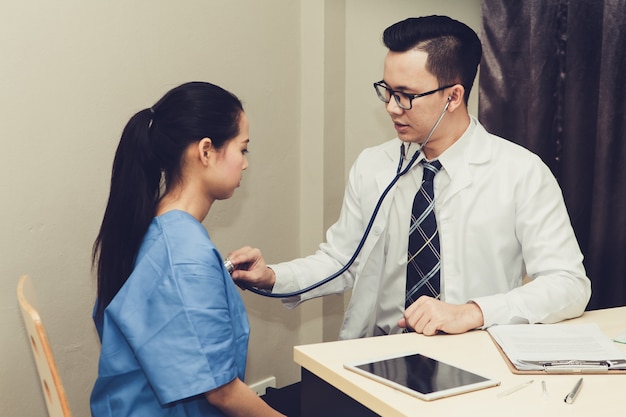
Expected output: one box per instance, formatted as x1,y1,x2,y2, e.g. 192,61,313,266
446,84,466,110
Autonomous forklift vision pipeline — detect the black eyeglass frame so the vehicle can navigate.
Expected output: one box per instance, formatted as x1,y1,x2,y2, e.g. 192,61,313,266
373,81,457,110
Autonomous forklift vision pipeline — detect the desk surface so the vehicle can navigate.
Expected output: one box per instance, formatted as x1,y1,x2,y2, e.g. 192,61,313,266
294,307,626,417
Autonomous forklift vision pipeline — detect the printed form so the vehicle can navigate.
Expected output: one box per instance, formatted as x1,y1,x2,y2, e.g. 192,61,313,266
487,323,626,371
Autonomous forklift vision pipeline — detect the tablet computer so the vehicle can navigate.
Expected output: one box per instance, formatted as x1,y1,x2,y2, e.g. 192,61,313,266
344,351,500,401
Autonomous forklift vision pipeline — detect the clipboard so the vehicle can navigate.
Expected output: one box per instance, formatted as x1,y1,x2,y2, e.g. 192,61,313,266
487,324,626,375
489,333,626,374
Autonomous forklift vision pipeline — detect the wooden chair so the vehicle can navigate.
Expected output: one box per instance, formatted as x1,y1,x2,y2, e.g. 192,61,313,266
17,274,73,417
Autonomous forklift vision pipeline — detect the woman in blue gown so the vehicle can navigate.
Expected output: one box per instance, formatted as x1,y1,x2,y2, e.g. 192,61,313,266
90,82,285,417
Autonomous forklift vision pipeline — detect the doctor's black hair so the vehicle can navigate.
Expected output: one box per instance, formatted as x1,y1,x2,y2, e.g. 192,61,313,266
93,81,243,321
383,15,482,104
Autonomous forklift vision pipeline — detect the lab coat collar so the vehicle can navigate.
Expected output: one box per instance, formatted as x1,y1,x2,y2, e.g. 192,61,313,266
374,116,493,205
439,115,491,170
437,116,492,204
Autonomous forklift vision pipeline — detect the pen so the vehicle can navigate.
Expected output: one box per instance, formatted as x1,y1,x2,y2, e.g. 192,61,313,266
497,380,534,398
564,378,583,404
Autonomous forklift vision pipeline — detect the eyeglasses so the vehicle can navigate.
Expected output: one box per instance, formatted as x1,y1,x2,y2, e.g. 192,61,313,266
373,81,457,110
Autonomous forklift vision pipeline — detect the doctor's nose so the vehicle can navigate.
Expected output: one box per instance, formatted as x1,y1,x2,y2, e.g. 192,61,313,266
386,97,405,116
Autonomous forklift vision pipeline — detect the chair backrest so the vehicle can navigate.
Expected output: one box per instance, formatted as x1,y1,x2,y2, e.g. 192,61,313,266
17,274,73,417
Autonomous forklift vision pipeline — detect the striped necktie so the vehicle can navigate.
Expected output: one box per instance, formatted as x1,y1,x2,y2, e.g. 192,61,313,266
406,160,442,308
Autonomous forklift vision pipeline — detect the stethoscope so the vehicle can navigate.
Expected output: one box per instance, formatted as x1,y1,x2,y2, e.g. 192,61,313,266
238,98,451,298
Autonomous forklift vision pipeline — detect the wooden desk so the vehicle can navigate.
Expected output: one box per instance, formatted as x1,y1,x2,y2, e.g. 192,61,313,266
294,307,626,416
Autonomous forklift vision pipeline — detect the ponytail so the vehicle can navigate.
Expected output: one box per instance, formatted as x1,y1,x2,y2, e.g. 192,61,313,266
93,108,161,321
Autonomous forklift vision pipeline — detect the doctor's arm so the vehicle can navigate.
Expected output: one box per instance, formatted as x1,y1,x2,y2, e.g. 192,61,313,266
229,157,370,301
471,161,591,327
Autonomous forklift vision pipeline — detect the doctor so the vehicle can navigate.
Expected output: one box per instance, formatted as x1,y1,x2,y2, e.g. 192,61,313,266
229,15,591,339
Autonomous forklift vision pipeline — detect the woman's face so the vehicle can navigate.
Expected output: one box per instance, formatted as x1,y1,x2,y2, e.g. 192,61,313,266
209,112,250,201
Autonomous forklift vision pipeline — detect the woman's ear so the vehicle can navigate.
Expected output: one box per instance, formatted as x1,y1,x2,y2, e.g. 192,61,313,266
198,138,213,166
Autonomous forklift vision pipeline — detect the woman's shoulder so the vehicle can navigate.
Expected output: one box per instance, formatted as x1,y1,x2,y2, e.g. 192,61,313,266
156,210,213,247
146,210,223,269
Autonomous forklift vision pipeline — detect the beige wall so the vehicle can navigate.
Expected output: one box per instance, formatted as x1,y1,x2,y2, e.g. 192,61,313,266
0,1,479,416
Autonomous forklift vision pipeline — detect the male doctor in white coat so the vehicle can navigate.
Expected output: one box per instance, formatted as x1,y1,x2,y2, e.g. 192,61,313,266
229,16,591,340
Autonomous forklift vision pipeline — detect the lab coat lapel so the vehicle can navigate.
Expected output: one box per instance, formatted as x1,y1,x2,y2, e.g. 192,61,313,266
357,142,399,267
372,143,401,230
341,142,400,339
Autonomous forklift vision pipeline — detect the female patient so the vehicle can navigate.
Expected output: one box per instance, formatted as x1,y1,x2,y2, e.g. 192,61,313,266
91,82,285,417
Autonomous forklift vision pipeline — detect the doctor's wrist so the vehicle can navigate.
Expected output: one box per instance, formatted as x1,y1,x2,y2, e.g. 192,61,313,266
265,266,276,290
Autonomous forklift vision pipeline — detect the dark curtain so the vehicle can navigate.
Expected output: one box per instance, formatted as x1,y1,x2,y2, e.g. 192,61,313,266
479,0,626,310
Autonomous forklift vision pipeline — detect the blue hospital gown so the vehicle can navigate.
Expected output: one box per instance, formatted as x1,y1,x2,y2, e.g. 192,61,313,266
91,210,250,417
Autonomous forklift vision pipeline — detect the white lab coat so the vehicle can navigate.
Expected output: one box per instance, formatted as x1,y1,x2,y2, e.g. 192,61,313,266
272,117,591,340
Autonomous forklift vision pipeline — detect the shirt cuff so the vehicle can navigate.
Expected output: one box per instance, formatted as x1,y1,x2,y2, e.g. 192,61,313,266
470,293,508,328
268,263,302,308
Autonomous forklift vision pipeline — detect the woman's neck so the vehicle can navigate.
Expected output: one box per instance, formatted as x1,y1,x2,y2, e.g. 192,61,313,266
157,186,212,222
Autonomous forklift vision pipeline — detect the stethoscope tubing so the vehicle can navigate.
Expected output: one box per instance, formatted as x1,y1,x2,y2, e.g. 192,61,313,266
246,100,450,298
246,147,419,298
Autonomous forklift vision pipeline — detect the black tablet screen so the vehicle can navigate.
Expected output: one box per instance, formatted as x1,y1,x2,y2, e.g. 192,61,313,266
355,353,489,395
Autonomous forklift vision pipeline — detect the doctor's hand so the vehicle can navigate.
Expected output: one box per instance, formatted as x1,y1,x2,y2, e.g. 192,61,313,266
227,246,276,290
398,297,484,336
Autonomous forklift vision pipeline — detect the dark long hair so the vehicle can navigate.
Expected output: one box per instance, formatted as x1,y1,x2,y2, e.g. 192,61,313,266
92,81,243,321
383,15,483,104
